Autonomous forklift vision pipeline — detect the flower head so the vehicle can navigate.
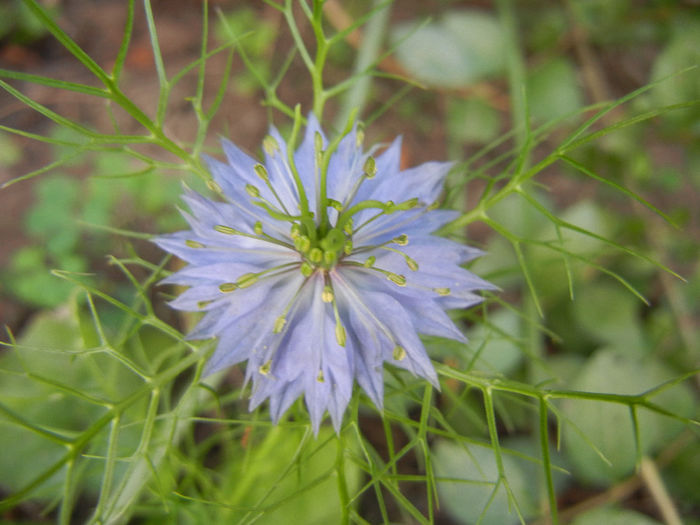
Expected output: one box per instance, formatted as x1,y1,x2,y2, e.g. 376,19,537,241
156,115,493,433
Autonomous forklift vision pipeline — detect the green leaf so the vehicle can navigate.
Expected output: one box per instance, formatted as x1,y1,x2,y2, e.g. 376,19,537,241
562,348,695,486
527,58,584,123
570,506,662,525
433,438,540,525
572,283,647,353
428,309,523,376
447,97,501,144
221,428,361,524
392,10,506,88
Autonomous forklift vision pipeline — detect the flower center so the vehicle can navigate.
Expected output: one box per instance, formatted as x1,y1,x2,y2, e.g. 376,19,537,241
291,222,352,273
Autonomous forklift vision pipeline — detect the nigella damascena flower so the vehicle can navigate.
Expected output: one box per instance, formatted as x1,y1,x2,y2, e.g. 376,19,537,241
155,115,493,433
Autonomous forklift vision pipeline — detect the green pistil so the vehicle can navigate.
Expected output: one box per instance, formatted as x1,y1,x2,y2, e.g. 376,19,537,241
308,248,323,264
294,235,312,253
300,262,314,277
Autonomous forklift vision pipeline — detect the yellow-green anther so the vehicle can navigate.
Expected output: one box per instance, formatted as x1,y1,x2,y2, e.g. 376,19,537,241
393,345,406,361
273,316,286,333
206,180,223,194
363,156,376,178
405,257,419,271
254,221,263,235
236,273,258,288
356,129,365,147
295,235,311,253
401,198,419,210
335,323,346,347
290,223,302,239
323,250,336,266
300,262,314,277
219,282,237,293
434,287,451,296
245,184,260,198
254,164,269,181
343,219,353,235
316,369,325,383
185,239,204,248
263,135,279,155
393,234,408,246
309,248,323,264
322,285,334,303
197,300,212,309
344,240,353,255
259,360,272,375
214,225,240,235
387,273,407,287
363,255,376,268
427,200,440,210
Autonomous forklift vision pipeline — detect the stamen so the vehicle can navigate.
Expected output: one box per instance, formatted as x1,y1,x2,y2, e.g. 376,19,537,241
254,163,291,214
363,256,375,268
392,345,407,361
236,273,258,288
263,135,280,155
219,282,237,293
387,273,407,287
273,316,286,333
316,369,325,382
259,360,272,375
434,287,451,296
206,179,223,194
213,224,294,250
254,164,269,181
335,323,346,347
245,184,260,198
363,156,376,178
322,285,334,303
214,225,241,235
185,240,205,248
393,234,408,246
405,257,419,271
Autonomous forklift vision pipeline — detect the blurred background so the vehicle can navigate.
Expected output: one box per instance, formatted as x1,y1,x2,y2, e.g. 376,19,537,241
0,1,698,523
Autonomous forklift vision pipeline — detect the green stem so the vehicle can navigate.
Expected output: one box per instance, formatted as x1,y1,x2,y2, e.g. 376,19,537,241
336,433,351,525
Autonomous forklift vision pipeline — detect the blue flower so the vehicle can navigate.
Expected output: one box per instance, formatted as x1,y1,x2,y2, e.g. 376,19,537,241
155,115,493,433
